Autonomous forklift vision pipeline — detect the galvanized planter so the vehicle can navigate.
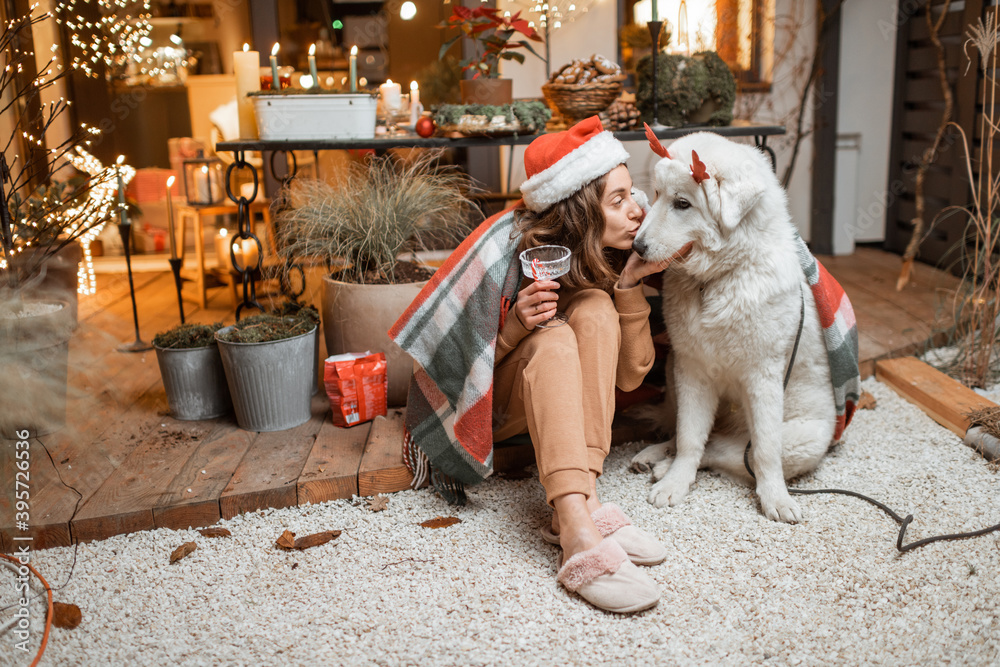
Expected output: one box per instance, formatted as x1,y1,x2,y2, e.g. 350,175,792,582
154,344,232,421
215,324,317,432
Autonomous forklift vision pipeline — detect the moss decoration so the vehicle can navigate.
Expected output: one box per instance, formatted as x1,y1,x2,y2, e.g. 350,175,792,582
432,100,551,133
635,50,736,127
153,322,224,349
216,311,316,344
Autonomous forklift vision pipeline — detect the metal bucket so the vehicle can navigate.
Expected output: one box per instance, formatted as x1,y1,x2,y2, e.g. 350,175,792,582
154,344,232,421
216,324,316,432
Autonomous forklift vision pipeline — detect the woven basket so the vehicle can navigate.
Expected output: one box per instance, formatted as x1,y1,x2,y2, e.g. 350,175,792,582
542,80,624,127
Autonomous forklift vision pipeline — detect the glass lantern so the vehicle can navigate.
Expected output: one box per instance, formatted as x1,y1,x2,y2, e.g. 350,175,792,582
182,150,224,206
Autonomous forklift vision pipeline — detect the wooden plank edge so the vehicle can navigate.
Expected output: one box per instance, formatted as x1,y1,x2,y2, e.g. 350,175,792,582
875,356,997,436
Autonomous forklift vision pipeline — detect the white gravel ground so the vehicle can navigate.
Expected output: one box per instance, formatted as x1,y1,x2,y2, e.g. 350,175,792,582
3,376,999,666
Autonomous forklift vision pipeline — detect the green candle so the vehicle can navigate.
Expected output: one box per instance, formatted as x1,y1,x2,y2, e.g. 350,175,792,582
270,42,280,90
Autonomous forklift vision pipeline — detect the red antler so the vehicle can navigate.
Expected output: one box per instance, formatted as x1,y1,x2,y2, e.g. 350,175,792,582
644,123,671,159
690,150,710,184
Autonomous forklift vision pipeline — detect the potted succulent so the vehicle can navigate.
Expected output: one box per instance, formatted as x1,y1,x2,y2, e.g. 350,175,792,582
270,150,479,406
0,10,117,438
215,309,318,432
153,322,231,421
438,5,544,105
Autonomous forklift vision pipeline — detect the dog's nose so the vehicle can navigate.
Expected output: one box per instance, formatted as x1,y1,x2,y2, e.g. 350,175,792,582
632,237,647,258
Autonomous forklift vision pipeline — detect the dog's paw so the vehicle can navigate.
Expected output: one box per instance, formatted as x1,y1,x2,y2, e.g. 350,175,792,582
647,473,692,508
651,457,672,481
630,440,672,474
759,490,803,523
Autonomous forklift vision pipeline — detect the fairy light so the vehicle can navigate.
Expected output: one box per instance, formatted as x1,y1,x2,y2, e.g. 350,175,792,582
63,149,134,294
52,1,153,81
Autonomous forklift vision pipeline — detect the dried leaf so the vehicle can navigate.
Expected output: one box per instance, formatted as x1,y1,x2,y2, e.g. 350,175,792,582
276,529,341,550
197,527,231,538
420,516,462,529
367,495,390,512
293,531,341,550
275,530,297,549
50,601,82,629
169,541,197,563
857,391,877,410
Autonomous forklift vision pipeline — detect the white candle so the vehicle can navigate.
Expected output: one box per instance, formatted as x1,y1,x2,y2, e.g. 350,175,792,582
197,165,212,203
233,43,260,139
215,228,232,270
308,43,318,89
115,155,128,225
231,240,243,270
349,45,358,93
166,175,177,260
269,43,280,91
380,79,402,112
242,238,259,270
409,81,421,127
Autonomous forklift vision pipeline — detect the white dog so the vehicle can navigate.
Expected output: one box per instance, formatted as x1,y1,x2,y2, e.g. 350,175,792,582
629,131,859,523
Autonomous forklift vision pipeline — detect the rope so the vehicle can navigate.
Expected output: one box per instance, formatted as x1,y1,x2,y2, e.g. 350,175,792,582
741,285,1000,553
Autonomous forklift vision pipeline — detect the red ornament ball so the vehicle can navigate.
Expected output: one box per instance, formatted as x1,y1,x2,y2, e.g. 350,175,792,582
415,116,435,138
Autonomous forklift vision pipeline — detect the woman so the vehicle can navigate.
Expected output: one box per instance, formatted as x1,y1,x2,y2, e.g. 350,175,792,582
390,116,669,613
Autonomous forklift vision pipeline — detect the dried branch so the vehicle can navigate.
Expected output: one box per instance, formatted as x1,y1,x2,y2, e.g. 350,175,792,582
897,0,954,290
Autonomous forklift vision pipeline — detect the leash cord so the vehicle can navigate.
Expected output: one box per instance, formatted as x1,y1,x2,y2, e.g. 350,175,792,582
740,285,1000,553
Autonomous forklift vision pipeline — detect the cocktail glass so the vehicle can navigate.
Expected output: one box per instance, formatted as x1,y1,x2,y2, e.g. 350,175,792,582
519,244,571,328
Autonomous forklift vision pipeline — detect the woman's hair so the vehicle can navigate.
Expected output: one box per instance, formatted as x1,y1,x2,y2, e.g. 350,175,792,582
514,173,630,292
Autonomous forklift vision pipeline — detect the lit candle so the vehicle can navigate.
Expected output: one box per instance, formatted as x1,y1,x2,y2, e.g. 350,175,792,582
242,238,259,270
231,240,243,270
349,45,358,93
308,43,318,89
215,228,232,270
233,43,261,138
651,0,658,22
409,80,421,127
198,165,211,203
270,43,280,91
166,175,177,260
380,79,402,112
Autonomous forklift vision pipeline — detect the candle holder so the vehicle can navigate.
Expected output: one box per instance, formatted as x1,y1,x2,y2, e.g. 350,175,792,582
182,151,224,206
647,19,667,130
116,220,152,353
168,257,185,324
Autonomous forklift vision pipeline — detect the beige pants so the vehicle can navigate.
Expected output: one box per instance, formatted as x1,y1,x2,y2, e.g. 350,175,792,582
492,289,621,506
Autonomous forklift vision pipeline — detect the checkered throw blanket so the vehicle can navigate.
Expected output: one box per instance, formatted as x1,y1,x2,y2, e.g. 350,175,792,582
389,204,524,494
794,234,860,442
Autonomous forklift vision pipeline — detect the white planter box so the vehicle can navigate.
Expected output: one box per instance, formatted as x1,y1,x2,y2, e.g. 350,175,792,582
252,94,377,141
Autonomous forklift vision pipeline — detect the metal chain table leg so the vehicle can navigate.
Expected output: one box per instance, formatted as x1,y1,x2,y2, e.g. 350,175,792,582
226,151,264,320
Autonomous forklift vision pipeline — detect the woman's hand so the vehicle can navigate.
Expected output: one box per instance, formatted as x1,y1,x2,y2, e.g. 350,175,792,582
514,279,560,330
618,252,672,290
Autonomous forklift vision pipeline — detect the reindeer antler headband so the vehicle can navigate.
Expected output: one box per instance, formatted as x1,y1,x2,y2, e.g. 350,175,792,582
644,123,711,186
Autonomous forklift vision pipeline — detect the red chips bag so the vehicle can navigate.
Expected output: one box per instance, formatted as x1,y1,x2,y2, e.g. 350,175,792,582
324,351,388,427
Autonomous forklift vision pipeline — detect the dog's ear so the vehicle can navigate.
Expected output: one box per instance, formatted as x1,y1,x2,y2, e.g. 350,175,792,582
716,174,765,231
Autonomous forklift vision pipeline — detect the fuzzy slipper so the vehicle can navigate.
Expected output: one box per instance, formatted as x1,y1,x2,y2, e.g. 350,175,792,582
556,538,660,614
541,503,667,566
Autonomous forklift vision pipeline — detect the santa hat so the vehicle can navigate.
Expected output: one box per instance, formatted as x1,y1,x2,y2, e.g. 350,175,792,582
520,116,630,213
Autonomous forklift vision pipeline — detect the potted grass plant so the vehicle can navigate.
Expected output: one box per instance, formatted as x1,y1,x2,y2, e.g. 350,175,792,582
271,150,480,406
0,10,118,439
153,322,231,421
215,309,318,432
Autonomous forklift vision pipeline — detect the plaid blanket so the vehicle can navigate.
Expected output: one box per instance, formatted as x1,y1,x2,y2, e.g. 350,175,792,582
794,234,860,442
389,204,525,494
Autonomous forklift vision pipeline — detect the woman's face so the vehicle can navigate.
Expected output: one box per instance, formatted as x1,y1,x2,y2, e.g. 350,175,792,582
600,165,644,250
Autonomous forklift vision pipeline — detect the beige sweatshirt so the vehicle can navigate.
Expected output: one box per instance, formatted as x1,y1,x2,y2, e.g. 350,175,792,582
493,282,655,392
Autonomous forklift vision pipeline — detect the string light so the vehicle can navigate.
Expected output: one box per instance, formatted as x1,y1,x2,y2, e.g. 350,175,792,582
52,1,153,81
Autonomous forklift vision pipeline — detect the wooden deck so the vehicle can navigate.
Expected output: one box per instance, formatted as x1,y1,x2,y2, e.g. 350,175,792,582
0,247,963,551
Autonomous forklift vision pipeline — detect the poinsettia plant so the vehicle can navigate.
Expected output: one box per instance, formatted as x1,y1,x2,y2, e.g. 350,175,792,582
438,6,544,79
